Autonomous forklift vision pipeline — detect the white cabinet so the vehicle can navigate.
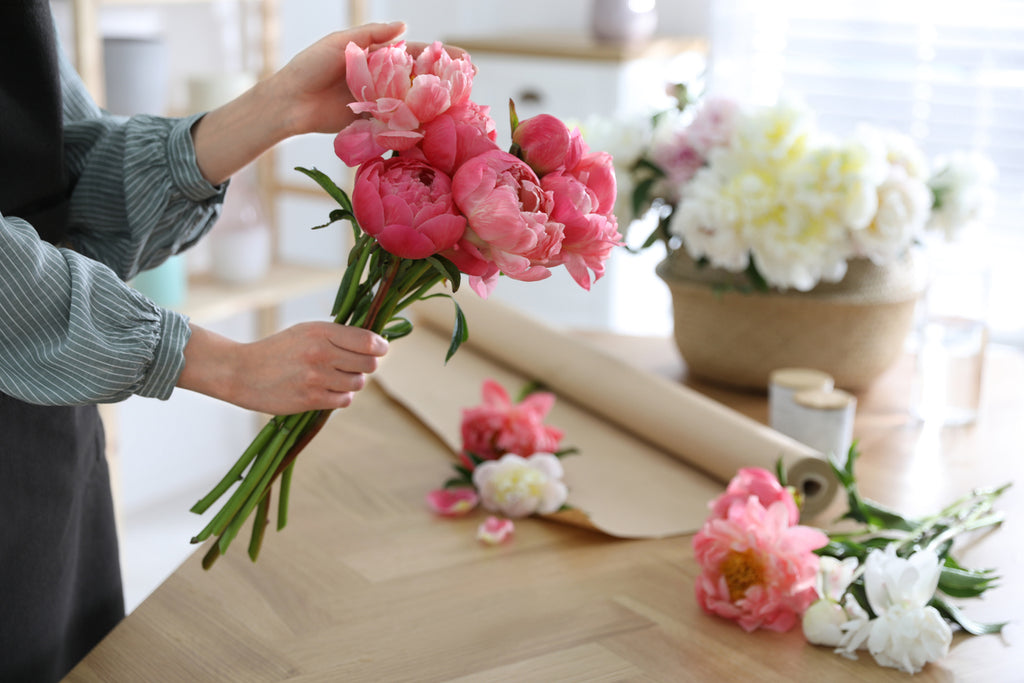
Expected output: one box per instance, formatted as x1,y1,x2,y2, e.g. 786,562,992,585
462,36,705,132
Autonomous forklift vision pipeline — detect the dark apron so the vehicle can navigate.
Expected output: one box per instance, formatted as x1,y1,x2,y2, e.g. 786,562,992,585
0,3,125,681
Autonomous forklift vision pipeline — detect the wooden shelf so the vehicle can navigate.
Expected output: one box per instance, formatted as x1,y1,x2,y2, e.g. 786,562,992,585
176,262,341,326
444,34,706,62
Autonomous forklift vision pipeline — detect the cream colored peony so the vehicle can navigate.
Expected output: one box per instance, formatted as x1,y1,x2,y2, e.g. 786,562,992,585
472,453,568,518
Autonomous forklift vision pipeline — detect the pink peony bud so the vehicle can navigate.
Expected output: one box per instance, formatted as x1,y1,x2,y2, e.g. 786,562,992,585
512,114,583,176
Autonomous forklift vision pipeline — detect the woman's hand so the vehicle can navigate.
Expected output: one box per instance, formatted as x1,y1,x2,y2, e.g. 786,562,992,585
191,22,407,185
178,322,389,414
190,22,471,185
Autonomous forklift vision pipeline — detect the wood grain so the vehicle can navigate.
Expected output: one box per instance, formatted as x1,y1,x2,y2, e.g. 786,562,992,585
67,340,1024,682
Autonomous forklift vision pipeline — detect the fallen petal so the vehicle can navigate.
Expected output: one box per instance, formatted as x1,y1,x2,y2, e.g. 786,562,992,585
426,488,479,516
477,516,514,545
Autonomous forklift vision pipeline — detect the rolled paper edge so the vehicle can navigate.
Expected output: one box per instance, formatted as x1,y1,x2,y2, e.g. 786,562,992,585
411,292,840,522
785,455,840,520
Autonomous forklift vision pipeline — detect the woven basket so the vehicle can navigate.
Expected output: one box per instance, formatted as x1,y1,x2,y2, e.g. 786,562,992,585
656,251,926,391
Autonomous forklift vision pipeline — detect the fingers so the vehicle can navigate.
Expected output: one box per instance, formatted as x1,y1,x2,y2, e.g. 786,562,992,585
284,323,388,412
347,21,407,49
325,324,390,358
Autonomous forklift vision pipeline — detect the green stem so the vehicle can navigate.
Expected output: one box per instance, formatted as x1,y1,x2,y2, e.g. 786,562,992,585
190,411,307,544
190,417,279,514
248,488,272,561
363,256,404,333
334,235,375,324
277,461,295,532
216,410,318,553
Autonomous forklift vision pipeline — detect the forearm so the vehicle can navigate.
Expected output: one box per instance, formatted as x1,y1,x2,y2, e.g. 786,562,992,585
190,79,294,186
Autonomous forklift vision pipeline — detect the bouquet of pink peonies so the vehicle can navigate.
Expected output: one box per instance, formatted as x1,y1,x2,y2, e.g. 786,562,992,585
189,40,620,568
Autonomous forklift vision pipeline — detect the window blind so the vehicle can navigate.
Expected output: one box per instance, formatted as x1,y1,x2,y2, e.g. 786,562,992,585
708,0,1024,344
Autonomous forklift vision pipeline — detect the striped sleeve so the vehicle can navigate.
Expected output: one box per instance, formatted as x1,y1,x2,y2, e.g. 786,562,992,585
0,216,190,404
0,44,226,405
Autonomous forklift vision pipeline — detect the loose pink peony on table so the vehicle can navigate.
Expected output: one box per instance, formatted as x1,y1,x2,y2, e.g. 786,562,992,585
189,39,619,567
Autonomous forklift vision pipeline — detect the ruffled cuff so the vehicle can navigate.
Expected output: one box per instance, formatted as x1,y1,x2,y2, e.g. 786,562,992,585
166,112,226,201
136,309,191,400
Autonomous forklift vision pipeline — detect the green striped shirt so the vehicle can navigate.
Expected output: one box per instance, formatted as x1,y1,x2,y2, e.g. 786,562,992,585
0,46,226,406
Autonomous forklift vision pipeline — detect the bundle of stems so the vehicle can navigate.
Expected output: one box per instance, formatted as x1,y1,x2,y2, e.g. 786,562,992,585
189,167,466,569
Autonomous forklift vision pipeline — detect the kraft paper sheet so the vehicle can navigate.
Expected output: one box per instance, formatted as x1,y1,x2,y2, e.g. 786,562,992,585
373,292,838,538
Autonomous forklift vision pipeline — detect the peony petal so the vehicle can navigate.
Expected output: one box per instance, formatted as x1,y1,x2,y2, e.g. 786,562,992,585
477,516,514,545
425,488,479,517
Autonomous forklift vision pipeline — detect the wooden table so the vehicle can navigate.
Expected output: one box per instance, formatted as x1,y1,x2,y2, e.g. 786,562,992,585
68,338,1024,682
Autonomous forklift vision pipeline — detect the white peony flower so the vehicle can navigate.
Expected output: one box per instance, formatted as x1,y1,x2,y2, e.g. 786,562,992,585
866,601,953,674
472,453,568,518
926,151,998,240
835,547,952,674
852,165,931,264
816,556,860,601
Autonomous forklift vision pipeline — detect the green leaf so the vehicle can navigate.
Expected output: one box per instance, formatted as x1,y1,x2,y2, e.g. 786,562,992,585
631,157,667,178
931,597,1007,636
508,98,520,134
381,317,414,341
631,176,660,221
426,255,462,291
775,457,788,488
743,261,770,293
444,298,469,362
938,564,1000,599
295,166,353,213
514,380,549,402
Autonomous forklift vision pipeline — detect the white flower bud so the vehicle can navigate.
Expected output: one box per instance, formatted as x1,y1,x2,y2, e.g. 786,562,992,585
802,599,850,647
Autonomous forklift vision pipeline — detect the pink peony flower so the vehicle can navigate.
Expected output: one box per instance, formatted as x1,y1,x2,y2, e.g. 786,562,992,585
709,467,800,525
460,379,563,466
477,516,515,545
414,41,476,108
351,157,466,259
540,152,622,290
693,497,828,633
472,453,568,518
686,96,740,155
401,101,500,176
426,488,479,517
512,114,585,176
448,149,565,288
335,41,477,165
650,97,739,190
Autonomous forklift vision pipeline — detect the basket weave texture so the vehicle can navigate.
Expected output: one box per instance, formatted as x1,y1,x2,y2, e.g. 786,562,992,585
656,251,925,391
